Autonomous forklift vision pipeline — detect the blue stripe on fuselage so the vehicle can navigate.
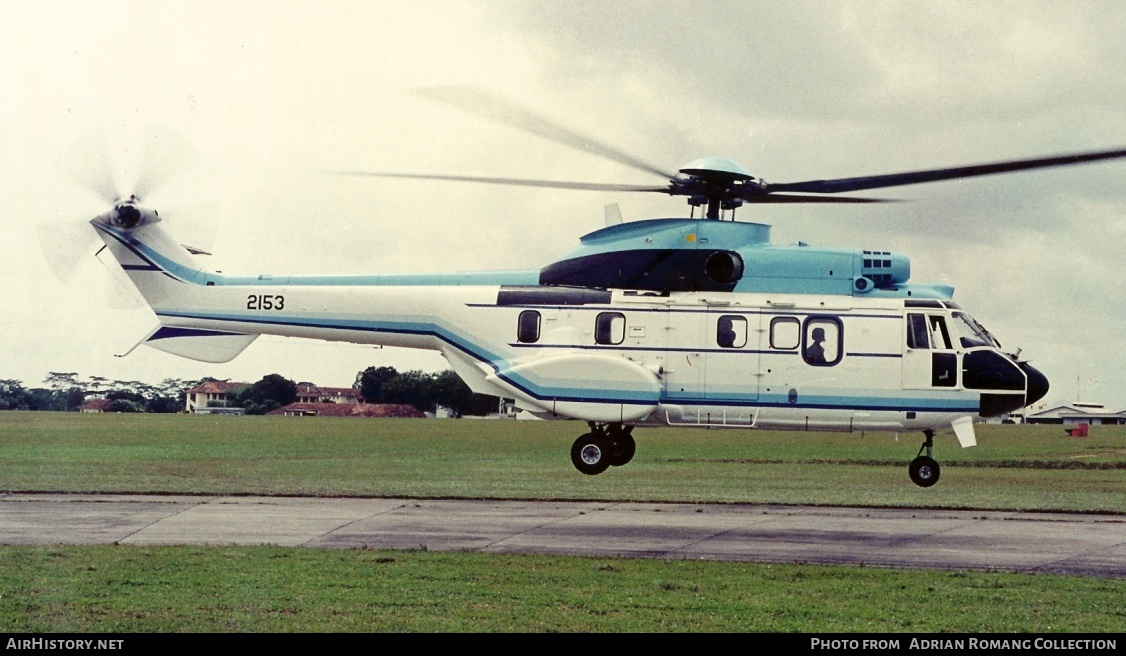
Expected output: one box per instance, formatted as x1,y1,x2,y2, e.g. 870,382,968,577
157,309,977,413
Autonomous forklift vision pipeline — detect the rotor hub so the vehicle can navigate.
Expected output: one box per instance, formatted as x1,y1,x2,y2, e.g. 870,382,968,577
678,156,754,182
106,196,159,230
112,201,143,229
673,158,759,219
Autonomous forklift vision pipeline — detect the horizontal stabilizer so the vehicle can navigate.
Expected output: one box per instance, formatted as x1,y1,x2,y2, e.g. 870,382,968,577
144,326,258,363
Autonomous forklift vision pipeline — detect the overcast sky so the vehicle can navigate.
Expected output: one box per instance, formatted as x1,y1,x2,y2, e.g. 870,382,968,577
1,1,1123,409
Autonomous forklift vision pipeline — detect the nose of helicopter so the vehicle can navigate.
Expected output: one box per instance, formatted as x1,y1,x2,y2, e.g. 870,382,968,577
965,351,1050,417
1021,362,1050,406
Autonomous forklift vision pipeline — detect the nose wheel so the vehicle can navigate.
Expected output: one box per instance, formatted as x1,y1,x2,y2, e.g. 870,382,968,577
909,455,940,487
570,424,636,475
908,429,941,487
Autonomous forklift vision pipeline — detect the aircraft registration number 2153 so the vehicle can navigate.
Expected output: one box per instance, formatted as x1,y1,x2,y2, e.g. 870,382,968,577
247,294,285,311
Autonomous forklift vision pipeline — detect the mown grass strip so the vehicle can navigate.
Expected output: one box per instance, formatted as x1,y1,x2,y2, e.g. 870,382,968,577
1,545,1122,633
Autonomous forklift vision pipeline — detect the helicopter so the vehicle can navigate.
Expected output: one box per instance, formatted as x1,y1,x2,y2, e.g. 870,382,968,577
70,89,1125,486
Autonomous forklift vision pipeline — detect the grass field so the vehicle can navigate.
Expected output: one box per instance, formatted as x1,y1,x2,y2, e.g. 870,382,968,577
2,547,1122,632
1,412,1122,511
0,412,1122,632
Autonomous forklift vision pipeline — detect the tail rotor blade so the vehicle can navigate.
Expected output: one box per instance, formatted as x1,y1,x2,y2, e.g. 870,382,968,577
55,131,122,204
95,247,147,309
130,125,199,201
157,197,221,254
37,222,101,283
37,221,142,309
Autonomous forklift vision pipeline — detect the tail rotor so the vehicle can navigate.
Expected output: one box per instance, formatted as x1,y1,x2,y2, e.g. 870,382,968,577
39,125,213,304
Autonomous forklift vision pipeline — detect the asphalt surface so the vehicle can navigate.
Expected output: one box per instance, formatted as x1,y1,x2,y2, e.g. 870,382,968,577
1,493,1123,577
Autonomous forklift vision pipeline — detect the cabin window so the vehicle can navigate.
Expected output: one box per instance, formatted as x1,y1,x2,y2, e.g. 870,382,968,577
770,317,800,350
595,312,626,345
716,315,748,348
802,316,842,366
517,310,541,343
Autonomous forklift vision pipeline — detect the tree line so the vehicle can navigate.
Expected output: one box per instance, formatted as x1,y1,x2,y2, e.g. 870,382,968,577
0,374,187,413
354,367,498,417
0,367,499,417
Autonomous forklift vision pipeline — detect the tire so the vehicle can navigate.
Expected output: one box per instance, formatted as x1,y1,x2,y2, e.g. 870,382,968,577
606,433,636,467
571,433,611,475
908,456,941,488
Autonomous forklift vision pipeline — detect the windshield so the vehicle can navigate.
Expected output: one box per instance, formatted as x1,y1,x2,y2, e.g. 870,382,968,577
951,312,1001,349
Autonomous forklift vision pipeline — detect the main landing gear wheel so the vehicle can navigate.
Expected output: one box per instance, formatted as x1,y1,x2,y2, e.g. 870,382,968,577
570,423,636,474
571,433,611,475
606,427,636,467
908,456,940,487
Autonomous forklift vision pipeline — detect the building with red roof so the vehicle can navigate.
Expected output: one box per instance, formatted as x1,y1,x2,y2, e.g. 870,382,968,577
294,385,362,405
78,398,113,413
267,402,424,418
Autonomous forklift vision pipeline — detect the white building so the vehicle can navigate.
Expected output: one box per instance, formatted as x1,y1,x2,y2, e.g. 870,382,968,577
184,381,362,413
184,381,248,413
1025,402,1126,425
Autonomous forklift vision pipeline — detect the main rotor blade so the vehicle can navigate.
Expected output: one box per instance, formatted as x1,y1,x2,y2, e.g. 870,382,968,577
745,193,895,204
327,170,671,193
765,147,1126,194
413,86,678,180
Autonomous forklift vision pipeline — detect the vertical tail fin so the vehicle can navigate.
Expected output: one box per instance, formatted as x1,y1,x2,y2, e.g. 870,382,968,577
92,217,209,308
92,215,259,363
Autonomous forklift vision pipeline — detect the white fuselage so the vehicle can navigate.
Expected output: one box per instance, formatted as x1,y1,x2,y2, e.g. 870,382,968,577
97,219,1008,434
153,280,984,432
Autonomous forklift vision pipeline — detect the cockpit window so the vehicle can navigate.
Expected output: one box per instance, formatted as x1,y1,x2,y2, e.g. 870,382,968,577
952,312,1000,349
907,314,930,349
908,313,954,350
928,315,952,350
